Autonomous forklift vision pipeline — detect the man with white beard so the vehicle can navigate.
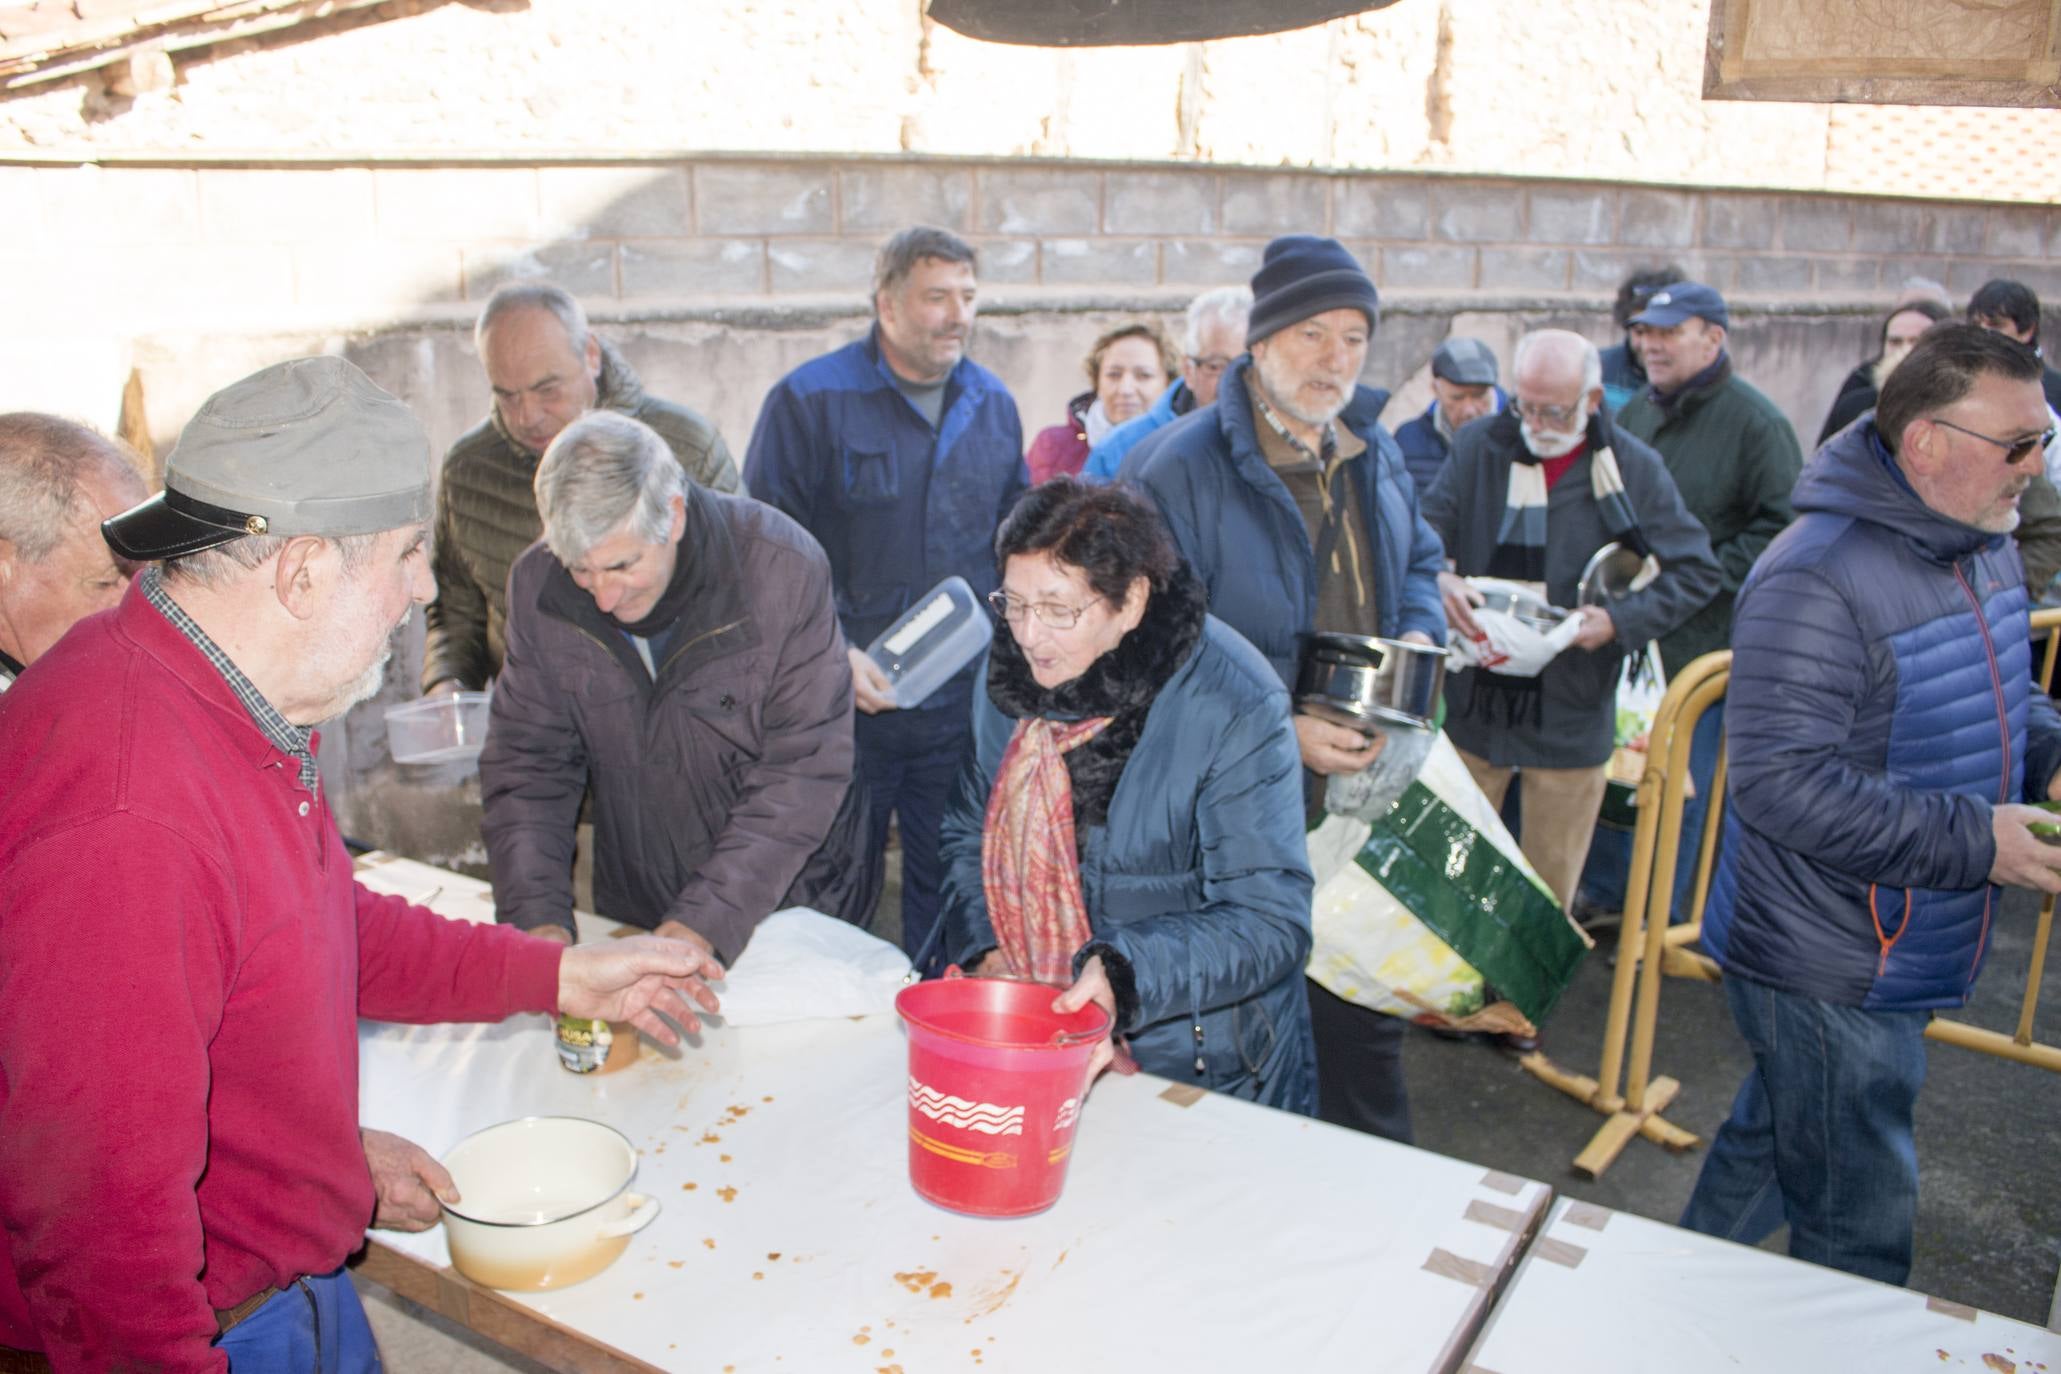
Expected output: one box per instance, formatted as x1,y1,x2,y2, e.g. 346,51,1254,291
1132,234,1446,1146
1424,330,1719,913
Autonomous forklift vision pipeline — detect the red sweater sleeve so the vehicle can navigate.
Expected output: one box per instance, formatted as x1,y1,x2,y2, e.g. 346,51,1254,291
0,815,231,1372
353,879,563,1023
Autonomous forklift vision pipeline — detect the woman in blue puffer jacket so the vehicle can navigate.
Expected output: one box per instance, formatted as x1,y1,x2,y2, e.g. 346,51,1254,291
937,479,1317,1113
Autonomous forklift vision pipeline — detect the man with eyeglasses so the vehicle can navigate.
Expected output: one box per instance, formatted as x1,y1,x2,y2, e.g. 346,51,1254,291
1083,285,1252,481
1966,279,2061,566
1131,235,1446,1145
1613,281,1803,923
1681,323,2061,1287
1424,330,1717,915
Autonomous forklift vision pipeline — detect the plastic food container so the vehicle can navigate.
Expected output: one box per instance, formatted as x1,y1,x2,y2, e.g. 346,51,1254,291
383,691,491,764
865,576,993,709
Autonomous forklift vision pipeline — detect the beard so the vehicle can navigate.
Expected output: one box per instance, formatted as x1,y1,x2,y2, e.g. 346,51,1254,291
335,647,392,715
1521,417,1586,458
1252,348,1350,429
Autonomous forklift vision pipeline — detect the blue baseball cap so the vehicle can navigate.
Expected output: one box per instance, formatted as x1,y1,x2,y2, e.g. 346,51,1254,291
1628,281,1729,331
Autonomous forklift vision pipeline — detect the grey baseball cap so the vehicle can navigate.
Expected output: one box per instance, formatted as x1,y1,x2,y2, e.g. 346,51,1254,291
103,356,431,561
1431,337,1499,386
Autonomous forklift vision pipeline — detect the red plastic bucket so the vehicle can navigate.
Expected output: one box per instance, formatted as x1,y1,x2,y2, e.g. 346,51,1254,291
893,977,1111,1217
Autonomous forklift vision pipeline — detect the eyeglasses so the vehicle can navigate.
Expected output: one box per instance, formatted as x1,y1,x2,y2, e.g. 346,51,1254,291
1930,417,2056,467
987,590,1096,630
1185,355,1233,378
1514,399,1585,427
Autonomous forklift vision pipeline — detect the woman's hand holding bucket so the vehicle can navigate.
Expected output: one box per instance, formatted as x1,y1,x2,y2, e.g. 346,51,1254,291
1053,955,1132,1081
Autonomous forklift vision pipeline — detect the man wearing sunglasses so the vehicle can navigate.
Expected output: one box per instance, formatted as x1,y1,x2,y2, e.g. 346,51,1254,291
1681,323,2061,1287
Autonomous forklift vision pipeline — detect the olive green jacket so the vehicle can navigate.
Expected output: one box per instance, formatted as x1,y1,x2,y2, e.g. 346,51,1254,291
2013,469,2061,599
1618,366,1803,677
422,340,739,691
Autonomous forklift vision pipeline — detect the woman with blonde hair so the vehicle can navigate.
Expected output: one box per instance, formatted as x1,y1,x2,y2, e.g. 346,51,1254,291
1026,321,1178,482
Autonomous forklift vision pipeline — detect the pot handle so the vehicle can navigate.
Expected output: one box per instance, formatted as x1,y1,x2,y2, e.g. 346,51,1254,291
597,1193,661,1240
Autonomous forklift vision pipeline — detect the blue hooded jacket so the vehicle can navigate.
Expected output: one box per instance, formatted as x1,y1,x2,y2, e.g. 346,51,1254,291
1704,417,2061,1010
1126,358,1447,690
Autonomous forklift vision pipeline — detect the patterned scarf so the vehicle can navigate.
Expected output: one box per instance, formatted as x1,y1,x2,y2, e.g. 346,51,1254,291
1489,412,1653,583
982,715,1112,985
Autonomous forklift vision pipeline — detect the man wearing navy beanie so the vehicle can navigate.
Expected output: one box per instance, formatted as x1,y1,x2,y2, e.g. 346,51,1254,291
1131,234,1448,1145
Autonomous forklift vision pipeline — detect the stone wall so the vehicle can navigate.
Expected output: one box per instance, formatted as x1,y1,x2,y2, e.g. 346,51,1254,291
7,154,2060,461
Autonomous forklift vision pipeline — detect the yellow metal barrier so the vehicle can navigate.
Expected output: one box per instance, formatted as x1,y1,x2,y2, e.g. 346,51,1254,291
1520,606,2061,1179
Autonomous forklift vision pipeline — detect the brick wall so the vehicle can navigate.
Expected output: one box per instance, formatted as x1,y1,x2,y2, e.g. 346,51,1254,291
9,154,2060,447
12,156,2057,336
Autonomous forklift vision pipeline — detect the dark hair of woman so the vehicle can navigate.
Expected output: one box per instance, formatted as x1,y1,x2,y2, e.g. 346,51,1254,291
993,477,1179,605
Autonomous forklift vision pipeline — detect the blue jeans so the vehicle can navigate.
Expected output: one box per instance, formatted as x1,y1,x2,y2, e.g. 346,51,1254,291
1679,974,1930,1285
856,703,974,978
215,1268,382,1372
1577,699,1724,921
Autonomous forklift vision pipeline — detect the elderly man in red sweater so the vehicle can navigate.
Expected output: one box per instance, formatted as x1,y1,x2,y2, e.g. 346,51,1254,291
0,357,723,1373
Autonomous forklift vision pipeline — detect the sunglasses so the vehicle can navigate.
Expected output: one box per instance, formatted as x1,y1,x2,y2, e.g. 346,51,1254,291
1930,417,2055,467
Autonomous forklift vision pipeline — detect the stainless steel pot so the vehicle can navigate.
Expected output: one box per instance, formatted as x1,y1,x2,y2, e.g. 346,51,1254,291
1293,632,1447,733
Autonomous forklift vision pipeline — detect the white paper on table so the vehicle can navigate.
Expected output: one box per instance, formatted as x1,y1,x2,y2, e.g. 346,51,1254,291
707,908,913,1027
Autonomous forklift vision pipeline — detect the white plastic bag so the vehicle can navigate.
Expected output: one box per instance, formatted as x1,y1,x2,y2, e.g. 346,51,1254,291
1608,642,1669,791
1449,606,1583,678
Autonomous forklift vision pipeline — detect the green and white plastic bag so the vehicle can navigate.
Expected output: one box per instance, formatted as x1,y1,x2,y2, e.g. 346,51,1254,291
1307,732,1591,1034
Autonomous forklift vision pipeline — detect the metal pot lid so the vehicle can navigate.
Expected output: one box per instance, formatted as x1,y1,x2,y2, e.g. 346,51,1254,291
1578,542,1657,607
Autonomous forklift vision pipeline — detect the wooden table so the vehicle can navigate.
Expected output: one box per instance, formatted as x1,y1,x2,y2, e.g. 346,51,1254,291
351,855,1553,1373
1463,1198,2061,1373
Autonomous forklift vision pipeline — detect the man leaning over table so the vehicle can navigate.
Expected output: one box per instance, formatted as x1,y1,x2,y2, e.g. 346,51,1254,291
478,410,880,962
1679,324,2061,1285
0,357,723,1373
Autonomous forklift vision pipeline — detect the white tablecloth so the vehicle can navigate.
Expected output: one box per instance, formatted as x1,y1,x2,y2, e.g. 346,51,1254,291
354,855,1551,1373
1464,1197,2061,1373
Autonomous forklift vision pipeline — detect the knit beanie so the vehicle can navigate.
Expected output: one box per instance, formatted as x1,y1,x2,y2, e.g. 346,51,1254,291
1245,235,1381,348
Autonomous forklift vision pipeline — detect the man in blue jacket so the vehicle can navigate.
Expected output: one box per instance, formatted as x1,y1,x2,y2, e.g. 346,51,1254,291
1393,336,1505,496
1681,323,2061,1285
1131,234,1446,1144
743,226,1027,975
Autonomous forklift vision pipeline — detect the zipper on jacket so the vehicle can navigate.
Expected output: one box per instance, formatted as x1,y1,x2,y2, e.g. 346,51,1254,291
1867,883,1915,977
659,617,748,679
1953,560,2010,980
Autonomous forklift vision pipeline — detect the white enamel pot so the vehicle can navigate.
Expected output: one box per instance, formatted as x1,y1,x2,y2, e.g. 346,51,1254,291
438,1117,659,1292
